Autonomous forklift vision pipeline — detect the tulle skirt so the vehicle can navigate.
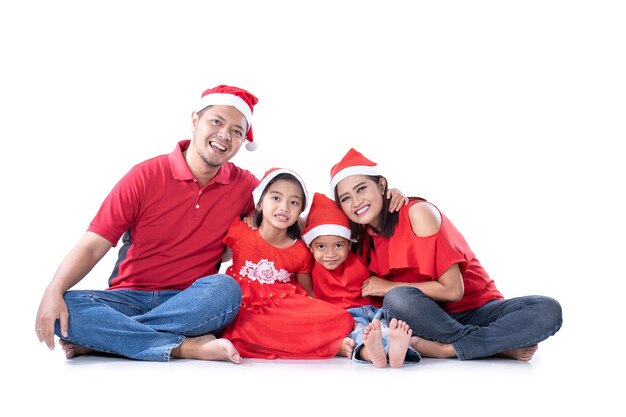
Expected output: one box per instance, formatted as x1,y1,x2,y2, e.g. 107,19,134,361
220,293,354,360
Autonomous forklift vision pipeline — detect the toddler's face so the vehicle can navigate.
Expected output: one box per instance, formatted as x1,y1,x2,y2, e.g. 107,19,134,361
310,235,351,271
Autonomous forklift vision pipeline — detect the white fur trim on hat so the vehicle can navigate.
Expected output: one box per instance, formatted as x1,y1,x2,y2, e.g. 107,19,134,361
330,165,381,197
197,93,253,126
302,224,353,246
252,168,309,209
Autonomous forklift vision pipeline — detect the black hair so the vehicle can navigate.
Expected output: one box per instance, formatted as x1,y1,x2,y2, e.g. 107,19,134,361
254,173,306,240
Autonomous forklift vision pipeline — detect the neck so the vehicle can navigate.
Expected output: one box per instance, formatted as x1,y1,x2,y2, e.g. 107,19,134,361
369,217,381,234
184,150,220,187
258,224,292,248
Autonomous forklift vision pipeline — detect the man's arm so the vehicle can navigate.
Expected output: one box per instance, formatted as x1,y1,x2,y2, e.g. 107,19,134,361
35,232,112,350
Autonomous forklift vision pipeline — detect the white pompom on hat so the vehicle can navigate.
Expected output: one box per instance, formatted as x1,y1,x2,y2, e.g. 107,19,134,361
197,85,259,151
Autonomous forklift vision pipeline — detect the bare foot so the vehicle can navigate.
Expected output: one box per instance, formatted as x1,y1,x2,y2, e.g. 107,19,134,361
337,337,355,359
410,336,457,358
361,319,387,368
497,344,538,361
171,334,242,364
60,339,93,359
388,318,412,368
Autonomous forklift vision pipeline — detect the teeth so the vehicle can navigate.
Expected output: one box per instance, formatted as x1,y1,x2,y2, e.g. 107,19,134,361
211,141,227,151
356,206,368,215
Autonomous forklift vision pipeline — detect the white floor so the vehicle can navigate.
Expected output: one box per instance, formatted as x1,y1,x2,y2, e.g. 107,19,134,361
8,322,619,417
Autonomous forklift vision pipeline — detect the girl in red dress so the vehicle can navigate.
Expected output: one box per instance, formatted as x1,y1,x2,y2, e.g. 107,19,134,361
220,168,354,360
330,149,562,361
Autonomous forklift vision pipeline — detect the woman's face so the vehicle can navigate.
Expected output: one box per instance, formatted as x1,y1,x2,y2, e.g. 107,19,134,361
336,175,385,228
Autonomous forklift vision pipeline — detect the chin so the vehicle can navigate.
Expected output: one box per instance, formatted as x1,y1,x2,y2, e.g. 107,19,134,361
323,263,340,271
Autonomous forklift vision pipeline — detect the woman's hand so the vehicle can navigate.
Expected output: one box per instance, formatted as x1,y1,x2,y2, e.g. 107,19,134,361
361,276,396,297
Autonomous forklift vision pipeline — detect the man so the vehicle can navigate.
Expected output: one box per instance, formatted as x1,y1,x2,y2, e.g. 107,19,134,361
35,85,260,363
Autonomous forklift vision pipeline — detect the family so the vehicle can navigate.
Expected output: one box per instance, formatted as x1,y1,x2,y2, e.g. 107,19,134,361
35,85,563,367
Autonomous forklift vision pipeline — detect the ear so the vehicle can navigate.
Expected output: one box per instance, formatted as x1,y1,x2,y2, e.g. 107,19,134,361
377,177,387,194
191,111,200,130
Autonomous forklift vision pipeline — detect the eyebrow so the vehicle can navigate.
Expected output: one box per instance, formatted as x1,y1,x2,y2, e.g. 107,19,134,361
268,190,302,201
212,113,246,132
338,181,368,200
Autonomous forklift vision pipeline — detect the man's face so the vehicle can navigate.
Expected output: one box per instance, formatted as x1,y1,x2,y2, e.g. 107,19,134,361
190,105,248,169
310,235,351,270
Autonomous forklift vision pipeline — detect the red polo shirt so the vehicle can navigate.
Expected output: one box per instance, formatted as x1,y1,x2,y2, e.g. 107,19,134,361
88,140,259,291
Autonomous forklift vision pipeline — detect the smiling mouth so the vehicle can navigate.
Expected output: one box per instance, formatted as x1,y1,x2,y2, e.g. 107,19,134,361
274,213,289,222
355,205,369,216
210,141,228,153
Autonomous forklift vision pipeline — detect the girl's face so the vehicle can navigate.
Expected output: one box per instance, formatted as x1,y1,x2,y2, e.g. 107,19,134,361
336,175,385,228
310,235,351,271
259,179,304,230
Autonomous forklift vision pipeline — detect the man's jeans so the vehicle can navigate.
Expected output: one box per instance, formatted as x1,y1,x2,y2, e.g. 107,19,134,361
55,274,242,361
383,287,562,360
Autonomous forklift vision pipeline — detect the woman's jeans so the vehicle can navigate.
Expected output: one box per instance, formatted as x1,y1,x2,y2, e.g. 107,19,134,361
55,274,242,361
348,305,421,364
383,287,562,360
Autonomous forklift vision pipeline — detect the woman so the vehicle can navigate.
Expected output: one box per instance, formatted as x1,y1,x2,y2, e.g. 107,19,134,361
330,148,562,361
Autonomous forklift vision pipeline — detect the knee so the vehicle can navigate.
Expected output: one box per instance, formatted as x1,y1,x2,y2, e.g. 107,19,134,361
383,286,427,317
195,274,242,306
534,295,563,331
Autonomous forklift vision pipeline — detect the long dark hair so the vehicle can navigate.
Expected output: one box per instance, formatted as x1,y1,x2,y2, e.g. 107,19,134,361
254,173,306,240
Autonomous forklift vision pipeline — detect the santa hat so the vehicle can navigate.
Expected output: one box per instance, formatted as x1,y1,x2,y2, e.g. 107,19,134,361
302,193,353,245
197,85,259,151
252,167,309,209
329,148,380,196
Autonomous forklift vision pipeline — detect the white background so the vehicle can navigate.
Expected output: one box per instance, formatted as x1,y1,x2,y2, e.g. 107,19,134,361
1,1,624,415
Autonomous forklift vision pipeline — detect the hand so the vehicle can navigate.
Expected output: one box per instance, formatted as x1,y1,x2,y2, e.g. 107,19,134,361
387,188,409,212
35,289,69,350
242,215,258,230
361,276,395,297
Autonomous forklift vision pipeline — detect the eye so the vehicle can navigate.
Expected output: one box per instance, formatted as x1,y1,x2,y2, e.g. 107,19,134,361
315,244,325,250
357,186,366,193
339,195,350,204
211,118,222,126
271,196,280,201
231,129,244,138
290,200,300,207
335,243,345,249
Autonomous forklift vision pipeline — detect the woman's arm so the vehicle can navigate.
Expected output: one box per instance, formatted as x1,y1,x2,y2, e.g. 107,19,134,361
360,264,463,302
361,201,464,302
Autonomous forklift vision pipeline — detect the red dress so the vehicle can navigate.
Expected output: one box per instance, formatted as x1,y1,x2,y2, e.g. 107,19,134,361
366,200,504,313
220,218,354,359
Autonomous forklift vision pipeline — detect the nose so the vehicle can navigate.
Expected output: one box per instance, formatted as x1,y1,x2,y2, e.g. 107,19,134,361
217,125,232,141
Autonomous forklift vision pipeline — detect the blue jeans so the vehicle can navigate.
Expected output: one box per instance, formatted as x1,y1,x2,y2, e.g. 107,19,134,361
55,274,242,361
348,305,421,364
383,287,562,360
